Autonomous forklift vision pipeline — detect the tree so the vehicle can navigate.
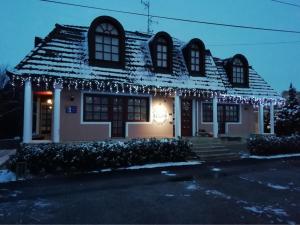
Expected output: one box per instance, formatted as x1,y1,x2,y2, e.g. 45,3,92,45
275,83,300,136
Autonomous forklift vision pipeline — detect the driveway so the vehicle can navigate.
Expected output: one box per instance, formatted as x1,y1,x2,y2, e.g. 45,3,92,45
0,158,299,224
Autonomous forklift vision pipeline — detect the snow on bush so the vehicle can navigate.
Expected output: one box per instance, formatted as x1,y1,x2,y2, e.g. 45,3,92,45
8,138,192,174
247,134,300,156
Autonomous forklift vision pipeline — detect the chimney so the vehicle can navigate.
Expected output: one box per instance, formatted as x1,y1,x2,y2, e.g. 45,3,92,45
35,37,43,47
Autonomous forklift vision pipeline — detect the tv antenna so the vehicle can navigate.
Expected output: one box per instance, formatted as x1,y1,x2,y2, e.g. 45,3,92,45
140,0,156,34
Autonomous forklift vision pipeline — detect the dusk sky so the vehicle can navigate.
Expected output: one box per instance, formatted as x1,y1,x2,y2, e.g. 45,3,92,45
1,0,299,93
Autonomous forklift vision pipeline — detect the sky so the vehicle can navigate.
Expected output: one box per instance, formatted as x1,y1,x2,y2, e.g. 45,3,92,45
0,0,300,93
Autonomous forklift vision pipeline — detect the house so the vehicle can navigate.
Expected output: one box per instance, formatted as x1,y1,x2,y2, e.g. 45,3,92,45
7,16,284,143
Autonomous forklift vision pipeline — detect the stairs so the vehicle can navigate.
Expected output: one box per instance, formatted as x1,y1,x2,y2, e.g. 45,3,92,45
187,137,246,161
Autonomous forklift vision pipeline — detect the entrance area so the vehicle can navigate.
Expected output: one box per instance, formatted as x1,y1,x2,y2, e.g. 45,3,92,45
181,99,193,137
33,92,53,140
111,97,125,138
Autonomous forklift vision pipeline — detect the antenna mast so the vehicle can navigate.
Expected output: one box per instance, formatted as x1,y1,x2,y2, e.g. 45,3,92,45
141,0,152,34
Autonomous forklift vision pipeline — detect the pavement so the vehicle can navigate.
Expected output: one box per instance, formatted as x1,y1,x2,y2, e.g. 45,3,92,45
0,149,16,167
0,157,300,224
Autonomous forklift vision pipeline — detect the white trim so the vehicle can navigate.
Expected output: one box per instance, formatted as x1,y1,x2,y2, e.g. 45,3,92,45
125,96,153,138
35,96,41,135
200,102,242,135
174,94,181,137
80,91,152,139
270,102,275,134
80,91,112,138
23,80,32,143
192,99,196,136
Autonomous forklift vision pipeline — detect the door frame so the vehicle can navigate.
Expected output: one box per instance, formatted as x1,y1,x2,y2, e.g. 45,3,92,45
181,98,193,137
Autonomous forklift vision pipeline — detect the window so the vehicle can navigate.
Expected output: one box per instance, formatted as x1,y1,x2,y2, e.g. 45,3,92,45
95,23,120,62
190,44,200,72
88,16,125,68
202,103,239,123
83,94,149,122
232,58,244,84
149,32,173,73
127,97,149,121
182,38,206,76
83,94,109,121
156,38,168,68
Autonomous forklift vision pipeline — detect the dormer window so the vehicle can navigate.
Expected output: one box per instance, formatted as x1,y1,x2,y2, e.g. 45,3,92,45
149,32,173,73
232,58,244,84
226,54,249,88
183,38,206,76
88,16,125,68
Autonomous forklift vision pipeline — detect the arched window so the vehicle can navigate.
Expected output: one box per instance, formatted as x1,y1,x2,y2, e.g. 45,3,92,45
149,32,173,73
182,38,206,76
88,16,125,68
226,54,249,87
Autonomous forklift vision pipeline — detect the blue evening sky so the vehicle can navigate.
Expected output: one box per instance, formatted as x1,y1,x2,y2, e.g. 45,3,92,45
0,0,299,92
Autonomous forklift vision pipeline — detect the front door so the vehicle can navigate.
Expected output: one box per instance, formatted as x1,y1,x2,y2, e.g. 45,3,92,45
181,99,193,137
217,105,226,134
111,97,125,137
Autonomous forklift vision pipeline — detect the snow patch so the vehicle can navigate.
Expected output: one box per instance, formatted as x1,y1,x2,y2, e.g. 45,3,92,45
205,189,231,200
161,171,176,177
0,170,16,183
165,194,175,197
250,153,300,160
34,199,52,208
267,183,289,190
186,183,198,191
211,167,221,172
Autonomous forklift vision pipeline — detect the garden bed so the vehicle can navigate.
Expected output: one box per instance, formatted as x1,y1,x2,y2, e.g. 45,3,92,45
8,138,192,174
247,134,300,156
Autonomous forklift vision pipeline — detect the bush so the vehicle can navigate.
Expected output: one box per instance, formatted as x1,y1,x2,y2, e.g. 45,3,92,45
8,138,192,174
247,134,300,156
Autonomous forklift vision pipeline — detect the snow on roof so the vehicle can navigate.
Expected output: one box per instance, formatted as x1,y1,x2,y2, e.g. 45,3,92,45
11,23,280,99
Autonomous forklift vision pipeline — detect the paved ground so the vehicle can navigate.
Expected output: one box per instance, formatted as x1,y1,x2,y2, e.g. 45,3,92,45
0,158,300,224
0,150,16,167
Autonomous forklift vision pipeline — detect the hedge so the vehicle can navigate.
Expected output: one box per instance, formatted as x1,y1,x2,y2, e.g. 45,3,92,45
247,134,300,156
8,138,192,174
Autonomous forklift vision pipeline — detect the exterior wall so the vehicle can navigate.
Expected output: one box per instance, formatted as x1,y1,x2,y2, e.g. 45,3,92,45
127,96,173,138
60,90,110,142
197,102,256,137
60,90,173,141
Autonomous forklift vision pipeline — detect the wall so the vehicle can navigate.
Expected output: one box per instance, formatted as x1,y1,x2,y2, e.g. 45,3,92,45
197,101,257,137
60,90,173,141
60,90,110,142
127,96,173,138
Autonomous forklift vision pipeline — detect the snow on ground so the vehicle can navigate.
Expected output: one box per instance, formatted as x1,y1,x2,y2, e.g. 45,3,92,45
240,176,292,191
211,167,222,172
161,171,177,176
205,189,232,200
250,153,300,160
267,183,289,190
0,170,16,183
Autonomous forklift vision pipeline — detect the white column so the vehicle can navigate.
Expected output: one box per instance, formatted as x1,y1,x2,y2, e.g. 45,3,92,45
174,94,181,138
259,104,264,134
53,86,62,143
213,96,218,138
23,80,32,143
192,99,197,136
270,102,275,134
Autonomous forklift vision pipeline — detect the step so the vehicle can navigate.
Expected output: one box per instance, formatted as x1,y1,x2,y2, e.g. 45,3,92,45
192,149,232,155
197,153,240,161
192,145,227,149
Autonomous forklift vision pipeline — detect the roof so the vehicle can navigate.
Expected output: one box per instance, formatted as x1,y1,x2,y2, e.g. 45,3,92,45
10,23,281,100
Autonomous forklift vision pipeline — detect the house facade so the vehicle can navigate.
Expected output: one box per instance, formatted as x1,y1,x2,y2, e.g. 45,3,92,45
7,16,284,143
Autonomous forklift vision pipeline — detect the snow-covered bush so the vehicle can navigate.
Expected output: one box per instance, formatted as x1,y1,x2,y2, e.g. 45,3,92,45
8,138,192,174
247,134,300,156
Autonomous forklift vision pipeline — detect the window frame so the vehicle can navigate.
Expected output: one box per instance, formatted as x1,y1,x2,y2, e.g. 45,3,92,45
82,94,150,123
182,38,206,76
149,32,173,74
127,97,150,122
202,103,240,123
227,54,249,88
88,16,125,69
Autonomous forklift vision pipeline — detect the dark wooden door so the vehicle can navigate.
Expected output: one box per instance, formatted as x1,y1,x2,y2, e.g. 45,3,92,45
111,97,125,137
217,105,226,134
181,99,193,137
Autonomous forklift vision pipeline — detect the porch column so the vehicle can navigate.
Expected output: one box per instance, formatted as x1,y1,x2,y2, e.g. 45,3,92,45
192,99,197,136
23,80,32,143
258,104,264,134
53,85,62,143
270,102,275,134
174,94,181,138
213,96,218,138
